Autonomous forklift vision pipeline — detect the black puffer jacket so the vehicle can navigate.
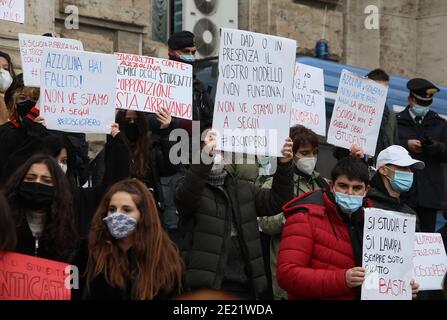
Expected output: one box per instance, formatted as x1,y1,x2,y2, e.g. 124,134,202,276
175,161,294,298
397,107,447,209
367,173,420,231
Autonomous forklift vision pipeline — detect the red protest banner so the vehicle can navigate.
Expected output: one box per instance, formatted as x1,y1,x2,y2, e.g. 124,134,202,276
0,251,71,300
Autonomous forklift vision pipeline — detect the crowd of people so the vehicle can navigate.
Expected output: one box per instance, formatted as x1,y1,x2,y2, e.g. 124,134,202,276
0,30,446,300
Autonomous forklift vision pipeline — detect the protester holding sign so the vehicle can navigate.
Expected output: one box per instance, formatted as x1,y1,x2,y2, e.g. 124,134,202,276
277,156,420,300
258,125,329,300
0,51,16,124
367,145,424,229
175,130,294,299
70,179,184,300
277,157,371,299
0,192,16,251
2,154,78,262
0,74,48,182
115,109,175,231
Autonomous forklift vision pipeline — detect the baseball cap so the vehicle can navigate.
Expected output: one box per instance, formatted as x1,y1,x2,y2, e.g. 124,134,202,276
376,145,425,170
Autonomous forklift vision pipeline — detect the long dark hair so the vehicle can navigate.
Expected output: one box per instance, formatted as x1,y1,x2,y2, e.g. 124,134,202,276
0,192,16,251
86,179,184,299
2,154,78,258
116,111,151,181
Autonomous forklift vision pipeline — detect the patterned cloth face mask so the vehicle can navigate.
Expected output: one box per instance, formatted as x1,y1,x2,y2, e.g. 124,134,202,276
103,212,137,239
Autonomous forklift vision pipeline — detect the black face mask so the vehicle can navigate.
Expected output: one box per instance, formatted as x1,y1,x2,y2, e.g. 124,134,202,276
17,100,36,118
124,122,139,142
18,182,54,211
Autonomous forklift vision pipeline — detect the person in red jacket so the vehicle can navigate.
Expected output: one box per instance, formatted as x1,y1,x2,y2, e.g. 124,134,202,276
277,156,419,300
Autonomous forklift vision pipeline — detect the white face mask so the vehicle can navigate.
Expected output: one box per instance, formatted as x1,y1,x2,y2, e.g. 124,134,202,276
0,69,12,92
59,163,68,174
295,157,317,176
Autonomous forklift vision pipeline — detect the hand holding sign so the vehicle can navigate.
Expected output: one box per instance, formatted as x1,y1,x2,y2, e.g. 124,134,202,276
349,144,365,159
345,267,366,288
203,130,218,157
156,107,172,129
410,280,420,299
279,138,294,164
111,123,120,138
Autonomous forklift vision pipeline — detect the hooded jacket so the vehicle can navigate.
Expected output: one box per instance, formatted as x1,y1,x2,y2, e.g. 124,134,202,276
175,161,294,298
277,190,371,300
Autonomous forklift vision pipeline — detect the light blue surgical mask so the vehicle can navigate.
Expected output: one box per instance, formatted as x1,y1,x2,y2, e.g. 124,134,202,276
386,167,414,193
180,54,195,63
412,105,429,118
335,192,364,214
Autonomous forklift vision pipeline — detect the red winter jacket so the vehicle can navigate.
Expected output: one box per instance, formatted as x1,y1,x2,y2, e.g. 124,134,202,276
277,190,359,300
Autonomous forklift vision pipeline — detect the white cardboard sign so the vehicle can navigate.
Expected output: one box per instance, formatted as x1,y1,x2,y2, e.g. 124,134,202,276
40,49,117,134
413,233,447,291
19,33,84,87
212,28,296,157
362,208,416,300
327,70,388,156
116,53,193,120
290,63,326,136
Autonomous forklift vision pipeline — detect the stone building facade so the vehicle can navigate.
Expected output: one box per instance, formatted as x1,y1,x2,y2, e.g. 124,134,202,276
0,0,446,84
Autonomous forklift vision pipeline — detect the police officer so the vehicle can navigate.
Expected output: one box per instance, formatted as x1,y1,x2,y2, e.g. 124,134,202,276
397,78,447,232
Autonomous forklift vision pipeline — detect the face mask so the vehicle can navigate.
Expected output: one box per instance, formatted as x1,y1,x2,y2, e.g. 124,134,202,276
385,168,414,193
334,192,364,214
103,212,137,239
258,156,271,176
180,55,195,63
258,156,270,167
412,105,429,118
169,53,195,66
124,122,139,142
211,153,225,175
0,69,13,92
295,157,317,176
17,100,36,118
19,182,55,211
59,163,68,174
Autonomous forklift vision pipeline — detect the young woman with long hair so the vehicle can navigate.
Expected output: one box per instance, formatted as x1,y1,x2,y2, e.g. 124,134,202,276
70,179,184,300
2,154,78,261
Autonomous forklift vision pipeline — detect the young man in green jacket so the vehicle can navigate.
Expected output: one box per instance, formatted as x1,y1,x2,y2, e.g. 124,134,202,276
258,125,329,300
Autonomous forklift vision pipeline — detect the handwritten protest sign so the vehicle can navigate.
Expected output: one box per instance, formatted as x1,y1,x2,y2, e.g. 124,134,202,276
290,63,326,136
116,53,192,119
413,233,447,291
19,33,84,87
40,49,117,134
212,28,296,157
0,0,24,24
362,208,416,300
0,251,71,300
327,70,388,156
